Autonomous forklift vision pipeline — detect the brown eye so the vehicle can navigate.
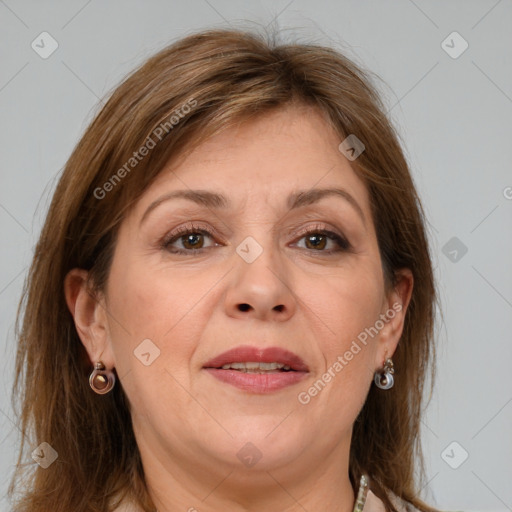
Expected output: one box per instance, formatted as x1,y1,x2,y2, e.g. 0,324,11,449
294,228,350,253
304,233,328,250
162,225,218,254
181,233,205,250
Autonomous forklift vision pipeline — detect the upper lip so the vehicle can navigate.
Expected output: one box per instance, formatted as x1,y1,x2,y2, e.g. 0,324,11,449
203,345,309,372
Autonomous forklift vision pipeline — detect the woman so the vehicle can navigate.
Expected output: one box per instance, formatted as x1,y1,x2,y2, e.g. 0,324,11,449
9,27,440,512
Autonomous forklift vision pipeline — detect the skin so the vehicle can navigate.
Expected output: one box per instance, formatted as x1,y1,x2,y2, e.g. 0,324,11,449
65,104,413,512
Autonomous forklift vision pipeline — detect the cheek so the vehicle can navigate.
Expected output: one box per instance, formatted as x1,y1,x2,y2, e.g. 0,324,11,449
108,255,188,334
105,257,222,372
105,262,212,421
305,263,382,408
313,266,383,348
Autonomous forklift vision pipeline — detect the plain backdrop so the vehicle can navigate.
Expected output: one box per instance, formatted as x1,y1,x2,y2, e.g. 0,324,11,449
1,1,511,511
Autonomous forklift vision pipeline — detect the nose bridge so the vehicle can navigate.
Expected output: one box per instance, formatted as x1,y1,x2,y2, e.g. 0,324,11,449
224,230,296,321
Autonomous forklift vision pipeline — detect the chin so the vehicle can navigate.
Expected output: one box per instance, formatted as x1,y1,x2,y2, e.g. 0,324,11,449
214,426,308,468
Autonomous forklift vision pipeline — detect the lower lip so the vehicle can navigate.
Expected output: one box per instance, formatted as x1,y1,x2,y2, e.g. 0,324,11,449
203,369,308,393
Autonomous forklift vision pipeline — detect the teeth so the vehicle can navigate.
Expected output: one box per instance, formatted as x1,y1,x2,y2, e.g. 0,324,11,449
221,362,292,371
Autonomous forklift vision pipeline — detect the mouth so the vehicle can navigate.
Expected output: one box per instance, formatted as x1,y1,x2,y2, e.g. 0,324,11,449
202,345,309,393
217,361,295,373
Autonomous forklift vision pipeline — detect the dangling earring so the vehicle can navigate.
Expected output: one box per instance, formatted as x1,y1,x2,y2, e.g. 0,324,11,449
374,357,394,390
89,361,116,394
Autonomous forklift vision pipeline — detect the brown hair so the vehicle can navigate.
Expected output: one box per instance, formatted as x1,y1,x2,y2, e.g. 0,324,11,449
9,27,440,512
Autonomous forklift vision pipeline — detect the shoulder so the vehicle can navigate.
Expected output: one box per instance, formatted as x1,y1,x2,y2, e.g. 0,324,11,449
388,491,424,512
111,504,142,512
110,496,145,512
364,488,429,512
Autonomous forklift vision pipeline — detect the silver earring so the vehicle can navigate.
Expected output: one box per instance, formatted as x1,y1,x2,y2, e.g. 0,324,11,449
89,361,116,394
374,358,394,390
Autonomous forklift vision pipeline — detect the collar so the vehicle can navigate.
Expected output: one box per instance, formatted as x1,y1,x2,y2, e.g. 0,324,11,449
362,489,388,512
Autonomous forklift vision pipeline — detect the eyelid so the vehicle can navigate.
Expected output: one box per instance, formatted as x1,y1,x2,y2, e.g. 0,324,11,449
292,222,340,237
162,221,220,244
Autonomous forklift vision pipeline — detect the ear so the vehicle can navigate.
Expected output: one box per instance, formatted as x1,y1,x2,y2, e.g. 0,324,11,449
64,268,116,370
374,268,414,370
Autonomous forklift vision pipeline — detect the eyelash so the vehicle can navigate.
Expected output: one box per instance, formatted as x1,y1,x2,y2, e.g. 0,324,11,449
161,222,351,255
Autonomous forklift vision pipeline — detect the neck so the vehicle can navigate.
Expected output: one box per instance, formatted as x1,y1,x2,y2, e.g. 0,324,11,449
139,442,357,512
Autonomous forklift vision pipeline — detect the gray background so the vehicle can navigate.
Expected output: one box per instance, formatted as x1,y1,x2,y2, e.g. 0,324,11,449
1,1,511,510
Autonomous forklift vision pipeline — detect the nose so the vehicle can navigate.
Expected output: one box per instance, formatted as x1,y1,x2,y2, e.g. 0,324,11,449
223,240,297,322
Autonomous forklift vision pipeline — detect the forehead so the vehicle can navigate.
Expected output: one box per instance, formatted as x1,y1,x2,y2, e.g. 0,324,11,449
133,105,371,219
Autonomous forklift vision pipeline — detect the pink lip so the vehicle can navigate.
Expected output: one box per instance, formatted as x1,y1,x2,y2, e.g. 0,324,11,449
203,345,309,371
202,345,309,394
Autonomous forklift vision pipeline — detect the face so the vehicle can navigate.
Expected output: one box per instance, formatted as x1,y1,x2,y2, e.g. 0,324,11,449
78,104,411,492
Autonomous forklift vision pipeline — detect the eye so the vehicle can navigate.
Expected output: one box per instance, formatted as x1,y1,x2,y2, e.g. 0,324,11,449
292,225,351,253
161,222,351,255
162,223,219,254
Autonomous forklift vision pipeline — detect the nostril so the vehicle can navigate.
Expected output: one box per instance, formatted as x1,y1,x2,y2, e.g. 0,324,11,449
238,303,251,312
273,305,284,312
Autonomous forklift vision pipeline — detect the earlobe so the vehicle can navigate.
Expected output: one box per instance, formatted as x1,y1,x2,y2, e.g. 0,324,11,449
64,268,115,369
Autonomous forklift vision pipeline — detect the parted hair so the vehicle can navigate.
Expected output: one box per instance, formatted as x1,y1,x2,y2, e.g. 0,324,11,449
9,26,440,512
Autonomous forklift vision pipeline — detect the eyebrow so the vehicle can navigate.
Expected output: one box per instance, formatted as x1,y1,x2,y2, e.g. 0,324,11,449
140,187,366,227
